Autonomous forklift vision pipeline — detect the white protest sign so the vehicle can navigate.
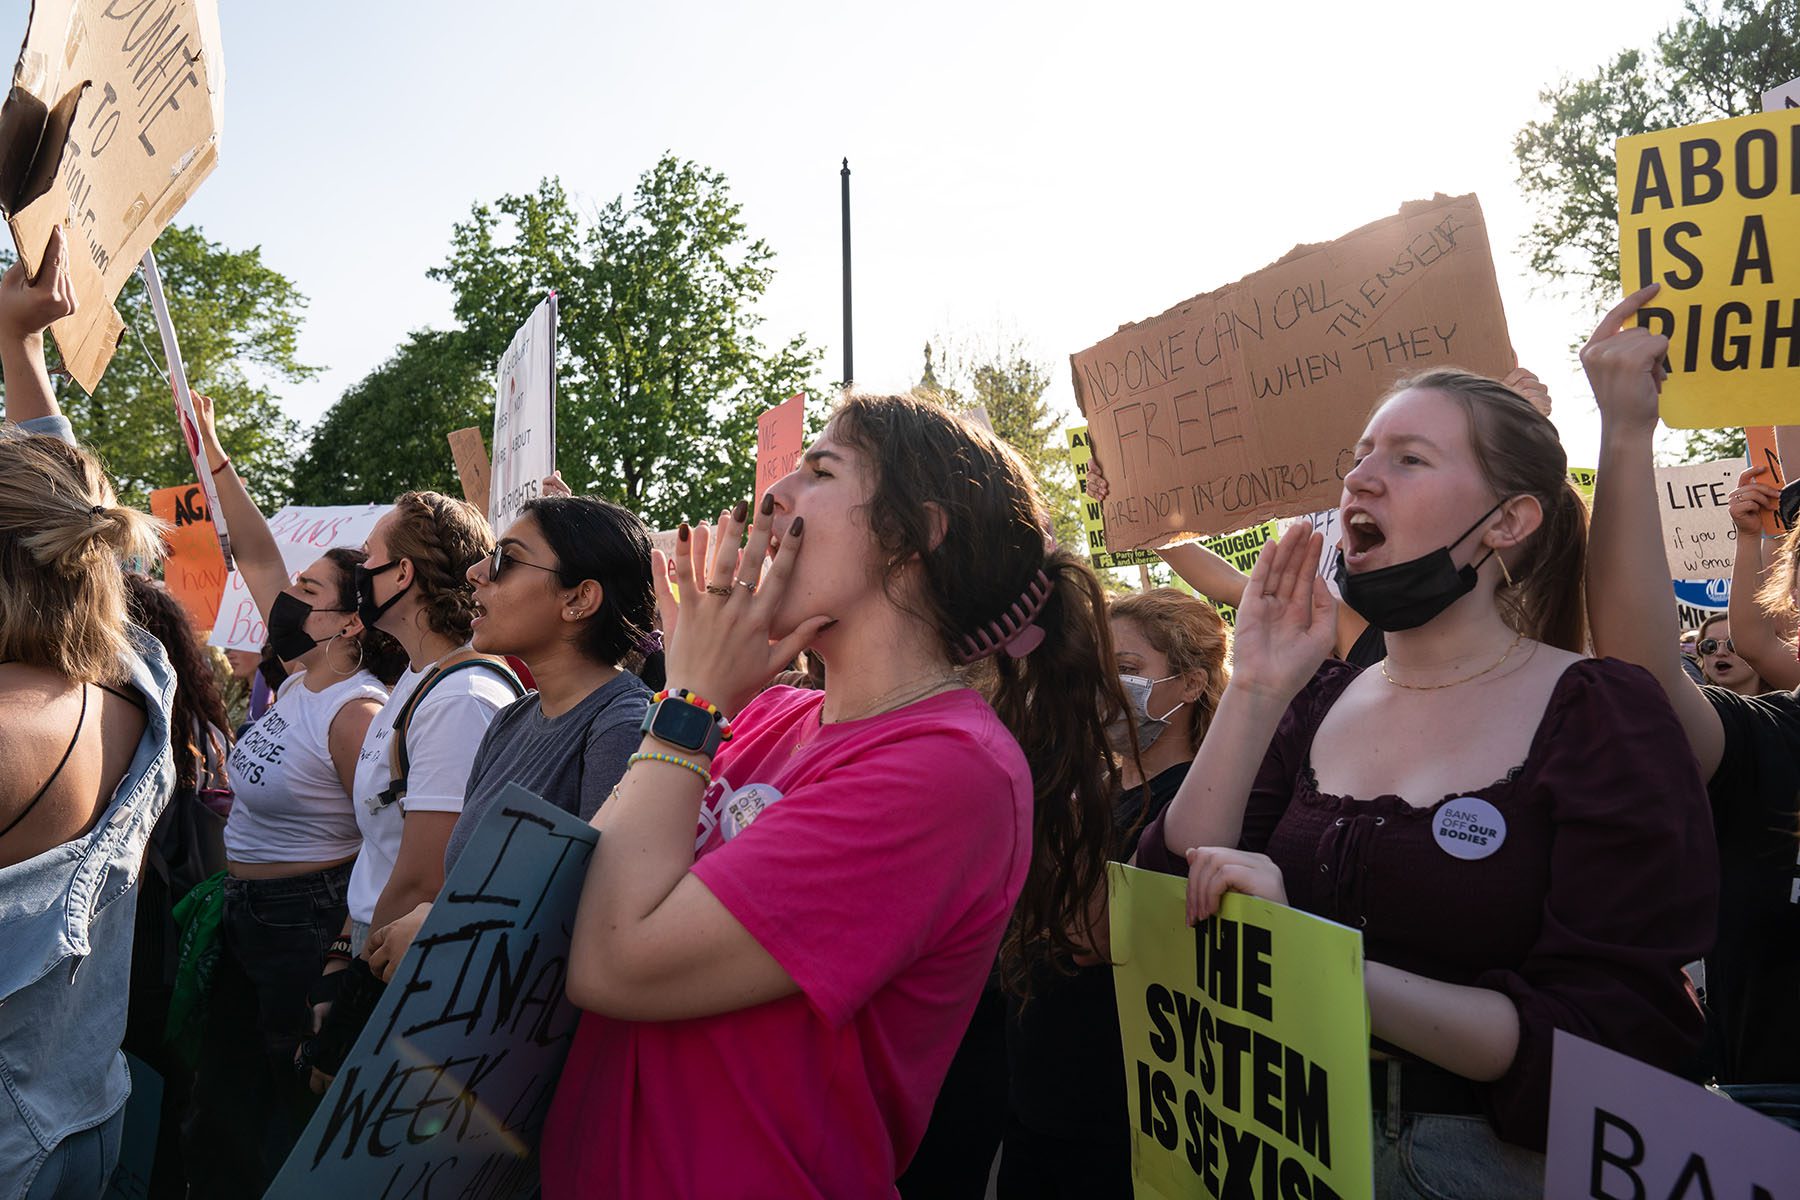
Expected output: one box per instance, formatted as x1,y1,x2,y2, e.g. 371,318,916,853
488,294,557,537
1657,459,1743,582
209,504,390,652
1764,74,1800,112
1546,1030,1800,1199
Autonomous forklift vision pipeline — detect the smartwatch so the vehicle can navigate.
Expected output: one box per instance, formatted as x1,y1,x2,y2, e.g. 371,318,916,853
640,692,728,758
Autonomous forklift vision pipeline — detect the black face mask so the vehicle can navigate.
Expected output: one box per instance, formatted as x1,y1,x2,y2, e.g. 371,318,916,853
266,591,351,663
1333,499,1506,633
353,560,409,631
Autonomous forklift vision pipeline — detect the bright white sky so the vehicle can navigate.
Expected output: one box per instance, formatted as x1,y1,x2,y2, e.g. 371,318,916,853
173,0,1701,478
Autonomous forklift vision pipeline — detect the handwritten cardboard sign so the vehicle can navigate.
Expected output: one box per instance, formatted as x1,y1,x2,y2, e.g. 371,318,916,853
1066,425,1161,568
265,786,597,1200
756,393,805,501
1545,1030,1800,1199
209,504,389,653
1746,425,1786,536
148,482,226,631
1657,459,1745,581
1616,109,1800,428
2,0,224,392
1109,864,1373,1199
447,427,491,517
1071,194,1514,549
489,294,557,537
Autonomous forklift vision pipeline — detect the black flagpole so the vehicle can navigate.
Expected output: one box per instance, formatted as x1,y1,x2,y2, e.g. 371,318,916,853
840,158,853,387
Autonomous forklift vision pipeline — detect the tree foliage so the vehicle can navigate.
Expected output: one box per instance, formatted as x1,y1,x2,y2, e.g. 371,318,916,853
1514,0,1800,458
420,158,822,529
2,224,310,509
917,338,1084,552
290,329,492,503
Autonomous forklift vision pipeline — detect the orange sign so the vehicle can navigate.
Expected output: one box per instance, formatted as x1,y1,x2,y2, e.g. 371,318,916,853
1745,426,1787,537
755,394,806,501
149,483,228,632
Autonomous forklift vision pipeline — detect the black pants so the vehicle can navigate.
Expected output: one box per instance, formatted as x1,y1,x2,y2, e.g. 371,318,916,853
183,862,351,1199
897,986,1008,1200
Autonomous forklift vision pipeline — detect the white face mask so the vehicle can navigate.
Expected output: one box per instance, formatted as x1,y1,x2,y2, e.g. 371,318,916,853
1108,672,1185,752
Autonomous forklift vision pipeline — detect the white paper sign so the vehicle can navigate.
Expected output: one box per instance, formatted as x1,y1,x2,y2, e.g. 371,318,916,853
1764,74,1800,112
1546,1031,1800,1199
209,505,391,652
489,294,558,537
1657,459,1744,582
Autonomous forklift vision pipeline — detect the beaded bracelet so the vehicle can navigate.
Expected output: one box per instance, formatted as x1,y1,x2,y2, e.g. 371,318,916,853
628,750,712,783
651,688,733,741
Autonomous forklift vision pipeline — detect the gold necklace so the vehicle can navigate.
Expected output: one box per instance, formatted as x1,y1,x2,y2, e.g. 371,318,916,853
824,672,962,725
1379,631,1526,692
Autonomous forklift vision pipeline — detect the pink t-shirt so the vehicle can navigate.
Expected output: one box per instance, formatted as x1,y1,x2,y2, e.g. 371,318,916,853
540,686,1032,1199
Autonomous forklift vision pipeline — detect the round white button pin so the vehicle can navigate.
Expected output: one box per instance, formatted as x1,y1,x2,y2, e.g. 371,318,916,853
1432,797,1507,861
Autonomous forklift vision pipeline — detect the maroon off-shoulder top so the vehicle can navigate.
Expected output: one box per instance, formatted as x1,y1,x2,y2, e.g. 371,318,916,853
1136,657,1718,1149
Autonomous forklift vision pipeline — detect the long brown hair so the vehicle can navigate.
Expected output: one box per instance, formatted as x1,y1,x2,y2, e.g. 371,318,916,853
1109,588,1231,752
1389,370,1589,653
831,392,1131,993
124,575,231,795
1755,522,1800,640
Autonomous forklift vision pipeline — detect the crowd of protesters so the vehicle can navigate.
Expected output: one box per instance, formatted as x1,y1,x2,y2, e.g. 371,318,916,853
0,215,1796,1200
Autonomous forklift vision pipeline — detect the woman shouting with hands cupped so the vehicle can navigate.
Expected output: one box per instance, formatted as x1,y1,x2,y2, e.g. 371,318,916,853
1138,366,1716,1196
542,393,1133,1200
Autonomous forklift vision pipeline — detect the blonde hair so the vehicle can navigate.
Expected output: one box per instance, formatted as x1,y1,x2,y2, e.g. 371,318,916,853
1109,587,1231,750
385,491,493,641
0,428,164,684
1755,522,1800,642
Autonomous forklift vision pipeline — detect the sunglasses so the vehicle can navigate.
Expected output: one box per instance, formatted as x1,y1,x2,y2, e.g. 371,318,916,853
484,545,566,583
1696,637,1736,658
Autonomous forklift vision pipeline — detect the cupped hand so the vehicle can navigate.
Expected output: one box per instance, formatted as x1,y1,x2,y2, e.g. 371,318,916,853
1225,522,1334,702
1582,284,1668,432
1185,846,1288,924
1729,466,1782,536
0,224,75,342
654,495,833,718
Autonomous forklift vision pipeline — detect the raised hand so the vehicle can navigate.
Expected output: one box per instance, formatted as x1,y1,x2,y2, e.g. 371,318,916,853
1501,367,1553,419
654,495,833,718
0,224,75,342
1225,522,1335,702
542,470,572,498
1728,466,1782,536
1582,284,1668,433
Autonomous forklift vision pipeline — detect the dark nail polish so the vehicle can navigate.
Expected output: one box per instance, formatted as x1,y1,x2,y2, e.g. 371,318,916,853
733,501,749,523
790,517,804,537
678,523,690,542
760,492,775,516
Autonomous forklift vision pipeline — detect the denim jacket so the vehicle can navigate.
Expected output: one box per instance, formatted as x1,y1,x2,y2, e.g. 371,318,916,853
0,414,178,1197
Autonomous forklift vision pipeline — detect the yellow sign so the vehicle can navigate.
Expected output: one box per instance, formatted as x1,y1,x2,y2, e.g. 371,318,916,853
1616,110,1800,428
1109,863,1373,1200
1195,521,1278,625
1070,425,1162,569
1567,467,1597,511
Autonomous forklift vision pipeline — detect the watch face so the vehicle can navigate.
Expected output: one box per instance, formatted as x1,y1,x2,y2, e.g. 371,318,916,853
652,699,717,751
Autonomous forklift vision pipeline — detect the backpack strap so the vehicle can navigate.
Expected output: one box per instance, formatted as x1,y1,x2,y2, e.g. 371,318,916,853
372,654,523,812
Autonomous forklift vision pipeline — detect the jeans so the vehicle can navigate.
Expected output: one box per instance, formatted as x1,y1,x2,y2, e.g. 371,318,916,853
1719,1083,1800,1132
1371,1114,1545,1199
182,863,351,1199
24,1108,124,1200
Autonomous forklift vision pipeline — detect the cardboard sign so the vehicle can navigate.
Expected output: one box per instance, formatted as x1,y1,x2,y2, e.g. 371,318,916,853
489,294,557,537
1196,520,1278,625
1545,1030,1800,1198
755,393,805,501
1067,425,1161,568
267,787,595,1199
148,482,226,631
1746,425,1787,536
209,504,389,653
1658,459,1745,581
1615,109,1800,428
447,426,491,517
2,0,224,392
1765,74,1800,113
1070,194,1514,550
1108,863,1373,1200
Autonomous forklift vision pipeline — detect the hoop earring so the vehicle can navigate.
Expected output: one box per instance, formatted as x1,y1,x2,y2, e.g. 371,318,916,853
328,632,364,675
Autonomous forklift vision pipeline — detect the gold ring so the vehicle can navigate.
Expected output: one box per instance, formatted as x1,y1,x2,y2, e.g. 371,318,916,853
704,584,733,597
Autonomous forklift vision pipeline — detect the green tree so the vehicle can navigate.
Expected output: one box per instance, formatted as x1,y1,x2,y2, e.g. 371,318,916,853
2,224,312,509
290,329,492,503
918,338,1084,552
1514,0,1799,459
423,159,822,529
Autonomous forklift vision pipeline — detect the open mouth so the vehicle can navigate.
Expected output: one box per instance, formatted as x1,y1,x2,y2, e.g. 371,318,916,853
1343,510,1386,561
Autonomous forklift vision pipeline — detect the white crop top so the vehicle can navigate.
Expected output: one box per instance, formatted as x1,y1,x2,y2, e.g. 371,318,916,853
222,670,391,863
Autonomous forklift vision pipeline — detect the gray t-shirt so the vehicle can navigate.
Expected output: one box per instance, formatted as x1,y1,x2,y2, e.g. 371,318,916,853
444,670,650,871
